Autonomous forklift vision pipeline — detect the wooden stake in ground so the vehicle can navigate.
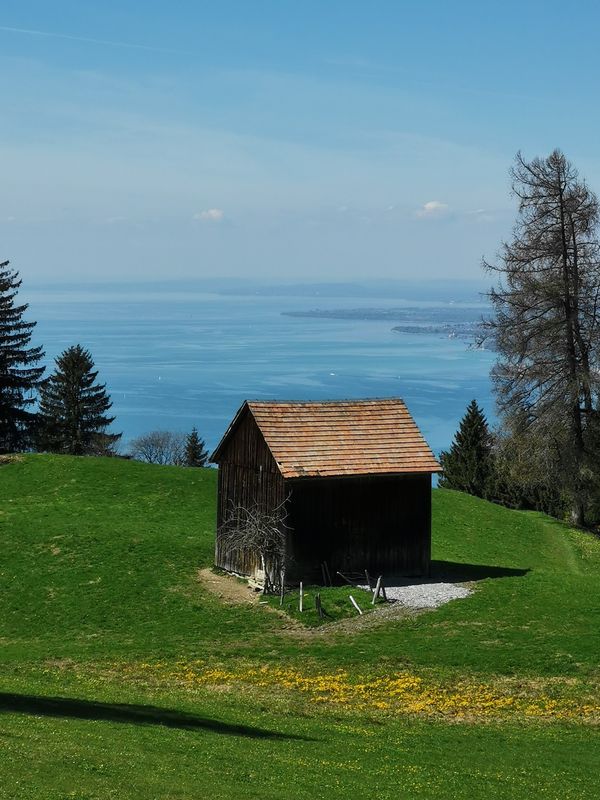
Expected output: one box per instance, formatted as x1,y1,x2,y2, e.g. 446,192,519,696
299,581,303,613
372,575,382,605
316,592,323,619
279,570,285,606
365,569,372,589
349,595,363,615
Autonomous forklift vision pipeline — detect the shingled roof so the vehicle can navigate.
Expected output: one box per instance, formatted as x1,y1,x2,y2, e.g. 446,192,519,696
211,398,441,479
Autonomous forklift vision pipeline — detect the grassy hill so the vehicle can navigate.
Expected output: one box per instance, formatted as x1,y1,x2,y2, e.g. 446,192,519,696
1,455,599,799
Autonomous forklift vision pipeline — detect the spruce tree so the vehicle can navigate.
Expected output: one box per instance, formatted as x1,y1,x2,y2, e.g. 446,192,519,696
439,400,494,498
37,344,121,455
185,427,208,467
0,260,45,452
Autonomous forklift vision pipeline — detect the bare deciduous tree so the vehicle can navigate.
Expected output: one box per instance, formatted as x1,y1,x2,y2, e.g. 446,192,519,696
128,430,187,465
218,500,289,592
483,150,600,525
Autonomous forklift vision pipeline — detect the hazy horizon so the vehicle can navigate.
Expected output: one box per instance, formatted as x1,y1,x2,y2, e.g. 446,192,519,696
23,275,489,292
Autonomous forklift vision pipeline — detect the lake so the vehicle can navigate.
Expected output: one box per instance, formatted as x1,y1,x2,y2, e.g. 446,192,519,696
24,283,496,456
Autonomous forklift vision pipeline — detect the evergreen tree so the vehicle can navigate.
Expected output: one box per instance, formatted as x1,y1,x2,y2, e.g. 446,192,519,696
37,344,121,455
0,260,45,452
439,400,494,498
185,427,208,467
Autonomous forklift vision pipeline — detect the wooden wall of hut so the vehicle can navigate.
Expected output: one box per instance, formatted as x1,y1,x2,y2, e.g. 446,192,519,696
285,473,431,581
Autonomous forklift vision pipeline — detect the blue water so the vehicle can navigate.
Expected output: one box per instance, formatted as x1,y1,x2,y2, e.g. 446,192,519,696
24,284,496,456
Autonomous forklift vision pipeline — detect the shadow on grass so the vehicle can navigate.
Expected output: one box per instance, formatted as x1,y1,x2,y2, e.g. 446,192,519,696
0,692,308,740
430,560,530,582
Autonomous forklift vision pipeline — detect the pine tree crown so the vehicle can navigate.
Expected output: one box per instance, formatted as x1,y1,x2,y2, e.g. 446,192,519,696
37,343,121,456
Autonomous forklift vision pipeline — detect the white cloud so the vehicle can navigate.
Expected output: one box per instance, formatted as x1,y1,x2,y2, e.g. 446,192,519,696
416,200,449,218
193,208,225,223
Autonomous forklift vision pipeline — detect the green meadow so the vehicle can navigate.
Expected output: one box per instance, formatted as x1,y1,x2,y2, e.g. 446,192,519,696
1,455,599,799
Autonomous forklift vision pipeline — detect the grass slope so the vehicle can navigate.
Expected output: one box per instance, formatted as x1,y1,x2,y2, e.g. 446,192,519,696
1,455,599,799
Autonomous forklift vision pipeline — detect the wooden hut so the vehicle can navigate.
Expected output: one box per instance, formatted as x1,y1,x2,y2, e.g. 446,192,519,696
210,398,441,584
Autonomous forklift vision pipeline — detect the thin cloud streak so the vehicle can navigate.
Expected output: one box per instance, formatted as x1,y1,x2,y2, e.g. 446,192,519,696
0,25,187,55
193,209,225,223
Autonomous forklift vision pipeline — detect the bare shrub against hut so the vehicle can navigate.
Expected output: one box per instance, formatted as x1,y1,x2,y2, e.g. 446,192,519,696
218,499,288,592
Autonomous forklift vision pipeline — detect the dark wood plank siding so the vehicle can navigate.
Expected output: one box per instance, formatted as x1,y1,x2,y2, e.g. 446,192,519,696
285,474,431,581
215,409,286,577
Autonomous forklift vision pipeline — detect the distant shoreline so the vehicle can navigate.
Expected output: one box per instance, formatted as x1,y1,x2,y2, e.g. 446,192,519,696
281,307,489,345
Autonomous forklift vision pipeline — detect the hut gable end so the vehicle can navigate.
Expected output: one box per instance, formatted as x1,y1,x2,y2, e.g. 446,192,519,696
212,403,280,474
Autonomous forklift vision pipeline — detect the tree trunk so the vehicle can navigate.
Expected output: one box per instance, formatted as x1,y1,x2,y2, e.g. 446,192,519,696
570,497,585,527
558,180,587,519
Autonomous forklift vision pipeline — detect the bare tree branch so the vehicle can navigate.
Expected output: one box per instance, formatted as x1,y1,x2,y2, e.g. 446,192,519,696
218,498,290,592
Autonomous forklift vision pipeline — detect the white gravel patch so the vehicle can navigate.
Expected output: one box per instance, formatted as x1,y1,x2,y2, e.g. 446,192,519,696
360,580,472,609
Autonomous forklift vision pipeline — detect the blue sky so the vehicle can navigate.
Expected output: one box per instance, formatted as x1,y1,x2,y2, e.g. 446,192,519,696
2,0,600,283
